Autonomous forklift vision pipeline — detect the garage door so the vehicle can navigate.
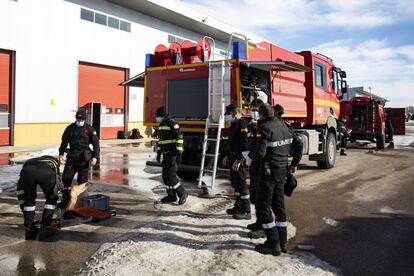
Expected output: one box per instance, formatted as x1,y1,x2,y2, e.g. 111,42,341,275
0,50,11,146
78,62,127,139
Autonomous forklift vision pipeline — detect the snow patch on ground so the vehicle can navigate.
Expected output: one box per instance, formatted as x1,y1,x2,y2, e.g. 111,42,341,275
77,196,339,276
322,217,338,227
0,165,22,192
379,206,410,215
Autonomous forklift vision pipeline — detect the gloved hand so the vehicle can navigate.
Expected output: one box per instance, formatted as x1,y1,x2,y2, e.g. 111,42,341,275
232,160,241,172
222,156,228,167
59,155,66,165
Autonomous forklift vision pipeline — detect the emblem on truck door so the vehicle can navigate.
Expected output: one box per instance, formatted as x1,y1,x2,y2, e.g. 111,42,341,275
179,68,196,72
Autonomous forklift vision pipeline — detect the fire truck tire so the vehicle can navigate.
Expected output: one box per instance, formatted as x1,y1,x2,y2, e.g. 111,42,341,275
317,132,336,169
177,170,199,181
376,134,385,149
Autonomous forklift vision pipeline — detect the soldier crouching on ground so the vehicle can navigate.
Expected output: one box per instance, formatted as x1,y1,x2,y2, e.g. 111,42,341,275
16,156,64,240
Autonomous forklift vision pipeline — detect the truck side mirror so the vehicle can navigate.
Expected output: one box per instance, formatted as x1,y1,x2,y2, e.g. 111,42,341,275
341,80,348,94
340,71,347,78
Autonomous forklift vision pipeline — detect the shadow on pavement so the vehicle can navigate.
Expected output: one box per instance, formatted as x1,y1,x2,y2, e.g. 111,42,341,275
301,215,414,276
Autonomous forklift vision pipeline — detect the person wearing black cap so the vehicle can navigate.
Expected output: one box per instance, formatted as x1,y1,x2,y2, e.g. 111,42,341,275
16,155,64,240
223,104,251,220
155,106,188,205
252,103,303,256
58,109,100,209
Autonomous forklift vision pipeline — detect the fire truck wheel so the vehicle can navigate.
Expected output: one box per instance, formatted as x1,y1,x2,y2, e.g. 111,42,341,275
317,132,336,169
376,134,385,149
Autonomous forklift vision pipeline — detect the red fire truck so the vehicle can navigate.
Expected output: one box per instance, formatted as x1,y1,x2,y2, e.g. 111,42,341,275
340,97,405,149
124,34,348,180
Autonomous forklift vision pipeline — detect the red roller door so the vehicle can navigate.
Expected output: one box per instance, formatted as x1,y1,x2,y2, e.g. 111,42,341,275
0,50,11,146
78,62,127,139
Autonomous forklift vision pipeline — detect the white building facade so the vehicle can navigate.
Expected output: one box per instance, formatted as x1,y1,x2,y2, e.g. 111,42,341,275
0,0,256,146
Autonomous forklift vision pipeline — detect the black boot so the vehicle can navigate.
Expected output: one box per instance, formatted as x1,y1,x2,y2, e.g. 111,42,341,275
255,227,281,256
39,227,58,241
248,229,266,239
233,198,251,220
23,209,38,240
39,208,57,241
387,142,395,149
176,186,188,205
57,188,71,209
226,196,241,215
277,226,288,253
340,149,347,156
161,187,177,203
247,221,261,231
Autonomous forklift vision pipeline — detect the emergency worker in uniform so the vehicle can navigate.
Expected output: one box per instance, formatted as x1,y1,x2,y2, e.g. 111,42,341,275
58,110,100,209
223,104,251,220
386,118,395,149
155,106,188,205
253,104,303,256
338,116,348,155
16,156,64,240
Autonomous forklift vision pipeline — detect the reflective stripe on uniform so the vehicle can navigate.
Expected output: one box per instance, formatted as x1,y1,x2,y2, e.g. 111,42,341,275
267,139,293,147
275,221,288,227
23,206,35,212
240,195,250,199
44,204,56,210
159,126,171,130
241,128,248,133
234,192,240,196
176,147,183,151
262,221,276,229
173,183,181,189
158,139,177,145
16,190,25,196
176,139,184,144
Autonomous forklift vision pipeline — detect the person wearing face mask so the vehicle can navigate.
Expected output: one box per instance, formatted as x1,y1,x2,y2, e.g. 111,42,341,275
155,106,188,205
58,109,100,209
223,104,251,220
16,155,64,240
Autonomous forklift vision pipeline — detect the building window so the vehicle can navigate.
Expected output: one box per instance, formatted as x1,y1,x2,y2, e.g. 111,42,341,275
80,8,131,33
95,13,107,26
315,63,326,90
81,8,94,22
108,17,120,29
120,21,131,32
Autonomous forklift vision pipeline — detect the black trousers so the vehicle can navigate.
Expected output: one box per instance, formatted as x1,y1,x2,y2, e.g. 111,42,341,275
16,164,58,209
229,155,249,196
162,154,179,188
255,165,287,226
62,156,89,187
339,130,348,149
249,160,261,204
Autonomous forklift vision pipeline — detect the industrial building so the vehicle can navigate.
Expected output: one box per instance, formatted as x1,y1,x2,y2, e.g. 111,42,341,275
0,0,259,146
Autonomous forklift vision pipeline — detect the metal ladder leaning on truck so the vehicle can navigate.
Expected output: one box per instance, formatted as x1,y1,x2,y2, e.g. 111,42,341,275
122,32,348,192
